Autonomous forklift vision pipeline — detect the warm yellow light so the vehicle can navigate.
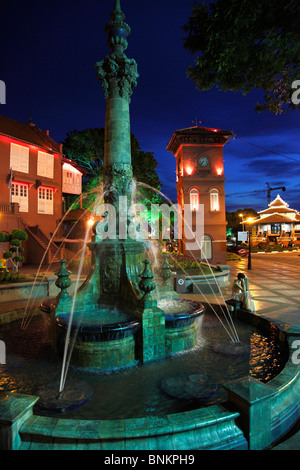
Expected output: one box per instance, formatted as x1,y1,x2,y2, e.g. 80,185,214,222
247,217,253,224
216,168,223,176
63,162,83,175
87,218,94,227
239,213,243,217
186,166,193,176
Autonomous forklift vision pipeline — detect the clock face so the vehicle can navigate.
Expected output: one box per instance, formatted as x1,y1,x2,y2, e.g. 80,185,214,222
198,156,209,167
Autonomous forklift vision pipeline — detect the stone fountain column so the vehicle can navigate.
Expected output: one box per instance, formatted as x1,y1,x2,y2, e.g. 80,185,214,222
95,0,138,229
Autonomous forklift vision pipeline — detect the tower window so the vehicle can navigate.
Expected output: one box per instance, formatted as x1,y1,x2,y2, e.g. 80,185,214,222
201,235,212,260
190,188,199,211
210,189,220,211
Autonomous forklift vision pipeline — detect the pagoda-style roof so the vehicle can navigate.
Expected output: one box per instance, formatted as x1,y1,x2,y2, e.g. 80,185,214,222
249,213,296,225
258,194,298,215
259,206,298,215
249,194,300,225
166,126,233,154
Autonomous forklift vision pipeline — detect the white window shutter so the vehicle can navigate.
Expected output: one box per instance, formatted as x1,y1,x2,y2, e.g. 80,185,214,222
10,144,29,173
38,151,54,178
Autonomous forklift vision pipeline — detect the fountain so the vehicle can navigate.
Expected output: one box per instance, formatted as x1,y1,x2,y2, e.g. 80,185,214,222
0,0,299,451
47,0,206,381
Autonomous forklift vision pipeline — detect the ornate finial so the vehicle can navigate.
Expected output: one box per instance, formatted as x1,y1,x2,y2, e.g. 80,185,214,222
55,259,72,302
104,0,131,54
192,118,202,127
95,0,139,101
160,252,173,285
139,259,156,301
114,0,122,14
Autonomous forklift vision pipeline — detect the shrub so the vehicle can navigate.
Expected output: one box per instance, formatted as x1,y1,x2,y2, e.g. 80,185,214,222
227,252,241,261
159,251,218,274
0,228,27,273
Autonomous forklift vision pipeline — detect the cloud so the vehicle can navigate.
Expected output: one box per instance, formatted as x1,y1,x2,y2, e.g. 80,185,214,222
242,155,300,180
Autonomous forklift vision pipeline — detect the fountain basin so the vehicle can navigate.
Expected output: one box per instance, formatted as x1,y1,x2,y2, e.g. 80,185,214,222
56,307,141,371
162,299,204,328
0,306,297,450
158,298,204,354
56,310,141,342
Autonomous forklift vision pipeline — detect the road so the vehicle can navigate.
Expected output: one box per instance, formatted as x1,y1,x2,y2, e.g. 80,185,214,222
251,251,300,268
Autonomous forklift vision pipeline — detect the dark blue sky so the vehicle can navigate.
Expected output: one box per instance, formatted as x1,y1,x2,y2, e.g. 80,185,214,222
1,0,300,212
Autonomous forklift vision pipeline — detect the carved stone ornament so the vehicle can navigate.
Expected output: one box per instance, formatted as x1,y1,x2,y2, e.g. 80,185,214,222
104,163,133,205
96,53,139,101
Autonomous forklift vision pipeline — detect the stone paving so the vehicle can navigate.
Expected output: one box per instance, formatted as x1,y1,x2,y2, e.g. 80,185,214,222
226,253,300,327
181,252,300,450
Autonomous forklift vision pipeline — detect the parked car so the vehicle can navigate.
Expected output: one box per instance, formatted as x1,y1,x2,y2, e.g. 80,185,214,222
227,245,249,257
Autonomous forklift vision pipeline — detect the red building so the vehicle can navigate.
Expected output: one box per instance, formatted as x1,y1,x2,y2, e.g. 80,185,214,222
0,114,83,265
167,126,233,265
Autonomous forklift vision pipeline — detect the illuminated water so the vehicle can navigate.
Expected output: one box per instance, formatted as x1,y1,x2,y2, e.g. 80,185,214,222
0,309,286,420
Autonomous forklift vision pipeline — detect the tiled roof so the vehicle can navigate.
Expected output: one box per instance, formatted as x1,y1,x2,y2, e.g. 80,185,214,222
268,194,289,208
166,126,233,153
249,213,296,225
0,114,61,154
171,126,233,136
258,206,298,215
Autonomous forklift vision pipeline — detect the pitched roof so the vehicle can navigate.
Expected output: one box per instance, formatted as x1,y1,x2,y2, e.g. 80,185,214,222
268,194,288,207
0,114,62,154
258,206,298,215
249,213,296,225
256,193,300,221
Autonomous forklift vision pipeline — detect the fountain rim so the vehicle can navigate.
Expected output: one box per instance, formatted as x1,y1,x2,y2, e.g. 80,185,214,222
1,308,297,450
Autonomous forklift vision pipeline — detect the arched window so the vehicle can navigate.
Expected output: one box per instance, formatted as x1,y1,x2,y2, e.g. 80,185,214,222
210,188,220,211
201,235,212,260
189,188,199,211
177,157,182,178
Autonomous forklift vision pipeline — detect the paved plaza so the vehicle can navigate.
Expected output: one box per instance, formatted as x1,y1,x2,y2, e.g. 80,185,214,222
181,251,300,450
227,252,300,327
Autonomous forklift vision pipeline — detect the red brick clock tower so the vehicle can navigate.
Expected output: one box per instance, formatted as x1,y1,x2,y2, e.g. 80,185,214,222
167,126,233,265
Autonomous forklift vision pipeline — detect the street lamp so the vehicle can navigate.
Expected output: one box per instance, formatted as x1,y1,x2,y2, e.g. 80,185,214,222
246,217,253,270
239,213,245,231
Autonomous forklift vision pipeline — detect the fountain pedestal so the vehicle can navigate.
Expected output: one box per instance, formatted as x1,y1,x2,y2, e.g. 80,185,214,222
135,301,166,363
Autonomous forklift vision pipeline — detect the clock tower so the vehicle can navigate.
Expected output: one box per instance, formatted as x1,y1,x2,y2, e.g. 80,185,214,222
167,126,233,265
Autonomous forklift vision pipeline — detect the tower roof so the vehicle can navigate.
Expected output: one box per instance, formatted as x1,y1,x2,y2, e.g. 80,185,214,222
166,126,233,154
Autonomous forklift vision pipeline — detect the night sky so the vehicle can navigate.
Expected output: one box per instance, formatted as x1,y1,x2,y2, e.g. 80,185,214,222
1,0,300,212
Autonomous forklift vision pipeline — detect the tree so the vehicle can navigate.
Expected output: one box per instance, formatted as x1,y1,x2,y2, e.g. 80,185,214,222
62,128,105,202
0,229,27,274
130,133,163,206
226,208,258,243
182,0,300,114
62,128,162,208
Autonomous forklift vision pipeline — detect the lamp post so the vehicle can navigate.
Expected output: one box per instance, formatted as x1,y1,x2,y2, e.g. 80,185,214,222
239,213,245,231
246,218,253,270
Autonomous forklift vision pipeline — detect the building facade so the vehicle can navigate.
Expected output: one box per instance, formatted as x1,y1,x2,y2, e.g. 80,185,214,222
0,114,83,264
249,194,300,247
167,126,233,265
